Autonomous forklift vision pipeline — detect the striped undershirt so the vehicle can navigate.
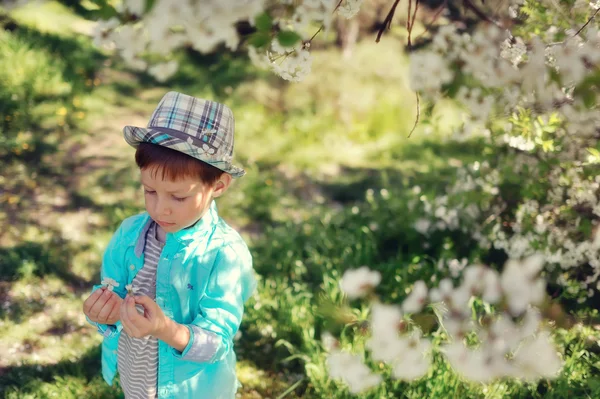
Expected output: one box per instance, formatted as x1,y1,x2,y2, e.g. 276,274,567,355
118,222,164,399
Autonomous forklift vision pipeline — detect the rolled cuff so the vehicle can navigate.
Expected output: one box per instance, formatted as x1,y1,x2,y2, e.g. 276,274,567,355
172,325,221,363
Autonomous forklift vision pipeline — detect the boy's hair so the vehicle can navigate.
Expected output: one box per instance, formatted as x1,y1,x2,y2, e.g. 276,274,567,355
135,142,223,185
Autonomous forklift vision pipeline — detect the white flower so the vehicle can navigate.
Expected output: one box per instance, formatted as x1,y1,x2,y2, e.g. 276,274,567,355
92,18,120,50
126,284,140,295
500,255,547,315
391,332,431,381
414,218,431,235
443,343,496,383
101,277,120,291
269,48,313,82
122,0,146,16
326,350,382,394
370,303,403,338
512,331,563,380
429,278,453,302
321,332,338,351
337,0,363,19
339,266,381,299
409,51,454,93
366,303,404,362
148,60,179,82
402,280,428,313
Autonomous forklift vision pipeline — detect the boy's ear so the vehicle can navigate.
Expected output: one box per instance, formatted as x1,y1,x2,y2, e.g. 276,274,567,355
212,173,232,198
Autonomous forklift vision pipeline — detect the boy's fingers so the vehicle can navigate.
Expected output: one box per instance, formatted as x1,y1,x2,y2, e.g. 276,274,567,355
88,290,112,319
120,304,142,338
107,298,123,323
106,301,121,324
126,297,147,328
120,298,128,320
125,296,140,321
133,295,152,308
83,289,104,316
97,296,118,322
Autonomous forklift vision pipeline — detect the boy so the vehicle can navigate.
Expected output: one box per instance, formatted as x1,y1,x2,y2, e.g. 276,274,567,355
83,91,256,399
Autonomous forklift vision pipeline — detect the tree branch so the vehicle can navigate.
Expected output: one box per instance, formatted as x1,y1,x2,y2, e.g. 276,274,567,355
407,0,421,48
461,0,493,23
376,0,402,43
574,7,600,38
408,92,420,138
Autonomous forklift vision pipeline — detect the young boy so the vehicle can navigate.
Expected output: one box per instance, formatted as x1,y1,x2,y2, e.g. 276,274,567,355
83,91,256,399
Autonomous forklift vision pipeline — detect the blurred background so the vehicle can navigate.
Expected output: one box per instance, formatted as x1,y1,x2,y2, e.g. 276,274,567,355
1,1,599,398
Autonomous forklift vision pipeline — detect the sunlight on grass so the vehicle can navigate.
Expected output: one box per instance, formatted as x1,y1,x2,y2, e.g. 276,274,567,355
7,1,95,36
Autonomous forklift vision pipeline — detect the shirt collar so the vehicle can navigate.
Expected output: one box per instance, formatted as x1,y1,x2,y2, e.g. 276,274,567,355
133,201,219,257
169,200,219,243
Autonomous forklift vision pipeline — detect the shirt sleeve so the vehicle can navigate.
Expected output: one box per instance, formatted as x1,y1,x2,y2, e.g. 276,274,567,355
172,241,257,363
85,222,128,339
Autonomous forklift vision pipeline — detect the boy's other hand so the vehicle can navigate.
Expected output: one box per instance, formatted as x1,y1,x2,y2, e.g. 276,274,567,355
83,287,123,325
120,295,168,339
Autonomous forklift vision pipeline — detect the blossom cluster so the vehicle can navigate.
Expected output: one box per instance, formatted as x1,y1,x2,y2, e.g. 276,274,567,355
329,256,563,393
411,157,600,299
85,0,363,82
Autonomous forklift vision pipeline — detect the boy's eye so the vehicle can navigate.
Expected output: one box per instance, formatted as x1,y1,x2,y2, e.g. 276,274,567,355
144,189,156,195
173,196,187,202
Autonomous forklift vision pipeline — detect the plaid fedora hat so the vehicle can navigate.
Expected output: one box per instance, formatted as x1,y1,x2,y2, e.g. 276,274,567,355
123,91,245,178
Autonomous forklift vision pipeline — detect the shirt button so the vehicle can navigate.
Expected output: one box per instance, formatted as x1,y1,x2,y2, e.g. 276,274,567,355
129,264,135,270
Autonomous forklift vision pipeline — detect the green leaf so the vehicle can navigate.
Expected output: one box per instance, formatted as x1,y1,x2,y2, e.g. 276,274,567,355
255,12,273,32
588,147,600,157
580,87,597,108
587,147,600,164
277,30,302,47
89,3,119,20
79,0,101,11
145,0,157,13
248,32,271,49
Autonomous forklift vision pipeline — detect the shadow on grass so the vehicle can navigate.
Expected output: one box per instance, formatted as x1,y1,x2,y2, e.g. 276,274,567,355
0,344,123,399
107,45,273,101
0,237,88,287
4,19,105,88
318,138,490,204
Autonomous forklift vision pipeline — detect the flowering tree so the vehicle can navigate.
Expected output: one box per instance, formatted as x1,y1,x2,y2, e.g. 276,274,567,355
328,0,600,393
5,0,599,394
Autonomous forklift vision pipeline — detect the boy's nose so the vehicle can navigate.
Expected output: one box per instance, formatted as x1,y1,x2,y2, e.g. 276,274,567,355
156,199,172,216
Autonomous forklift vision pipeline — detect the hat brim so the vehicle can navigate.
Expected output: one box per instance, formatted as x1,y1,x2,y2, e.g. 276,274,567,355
123,125,246,178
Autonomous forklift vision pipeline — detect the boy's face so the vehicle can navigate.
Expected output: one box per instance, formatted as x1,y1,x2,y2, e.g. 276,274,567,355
140,168,230,233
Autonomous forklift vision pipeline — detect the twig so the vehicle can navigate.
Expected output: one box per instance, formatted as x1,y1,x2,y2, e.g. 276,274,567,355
545,7,600,47
270,24,324,64
376,0,402,43
333,0,344,13
407,0,412,34
413,0,448,43
408,92,420,138
407,0,420,48
574,7,600,38
461,0,493,23
307,25,323,44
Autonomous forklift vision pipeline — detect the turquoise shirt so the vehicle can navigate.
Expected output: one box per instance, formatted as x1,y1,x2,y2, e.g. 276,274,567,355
86,201,256,398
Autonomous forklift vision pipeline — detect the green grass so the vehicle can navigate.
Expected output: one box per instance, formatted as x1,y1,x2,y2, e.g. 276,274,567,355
1,2,599,399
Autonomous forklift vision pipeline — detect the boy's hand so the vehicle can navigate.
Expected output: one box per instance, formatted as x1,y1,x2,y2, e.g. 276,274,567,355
120,295,168,339
83,287,123,325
